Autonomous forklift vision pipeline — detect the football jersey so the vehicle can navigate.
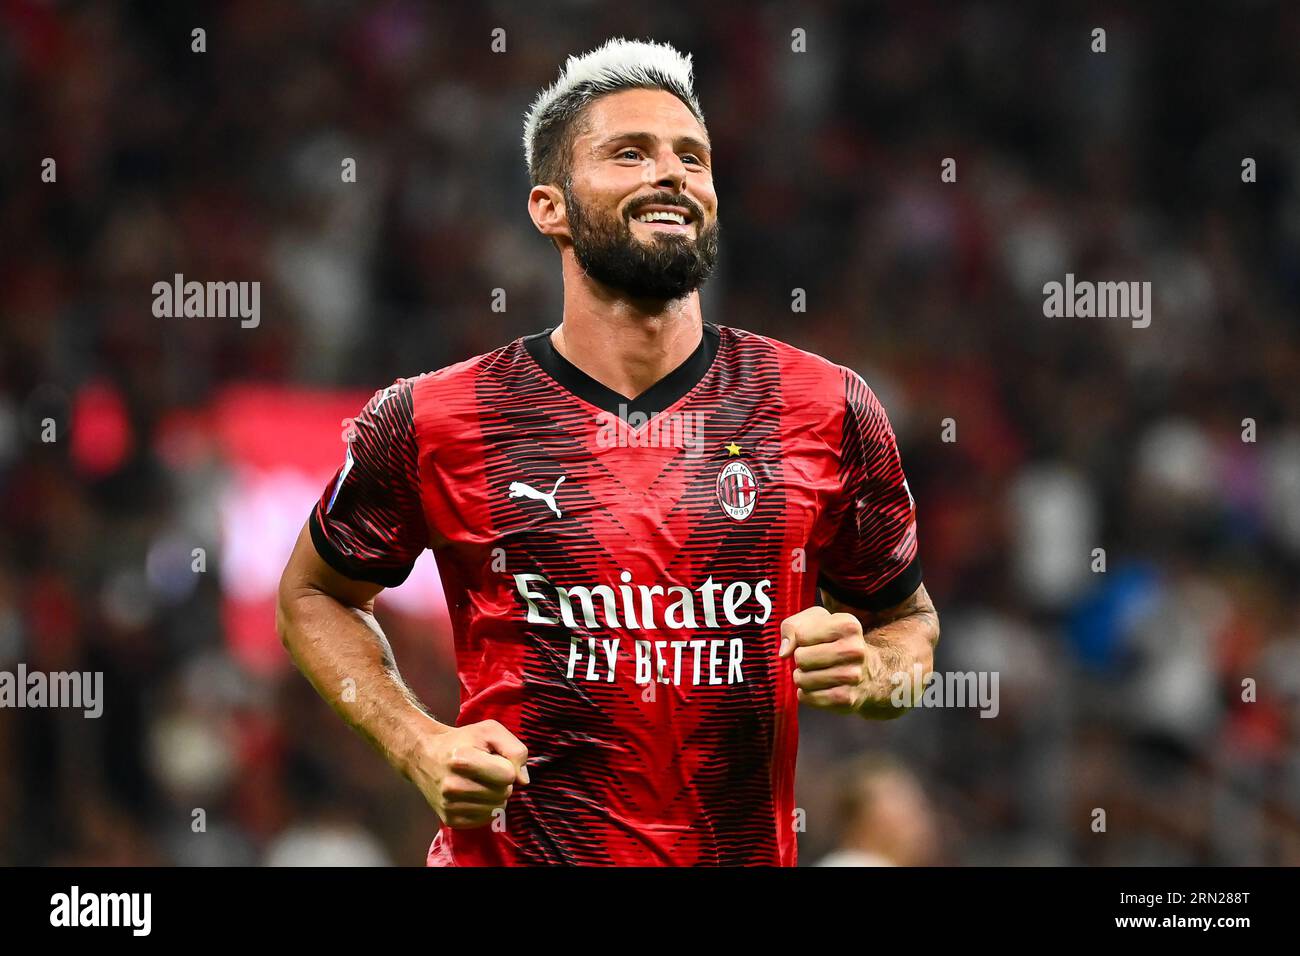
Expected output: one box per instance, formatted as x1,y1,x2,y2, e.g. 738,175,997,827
309,322,922,865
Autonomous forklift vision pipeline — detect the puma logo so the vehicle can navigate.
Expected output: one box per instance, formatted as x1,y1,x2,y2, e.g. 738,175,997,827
507,476,566,518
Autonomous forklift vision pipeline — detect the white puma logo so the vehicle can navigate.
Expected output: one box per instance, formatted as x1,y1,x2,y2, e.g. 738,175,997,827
507,475,566,518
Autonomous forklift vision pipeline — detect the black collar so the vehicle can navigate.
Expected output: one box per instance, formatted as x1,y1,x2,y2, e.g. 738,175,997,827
523,322,720,418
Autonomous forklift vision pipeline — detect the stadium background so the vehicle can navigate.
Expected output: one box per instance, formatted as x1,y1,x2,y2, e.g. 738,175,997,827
2,1,1299,865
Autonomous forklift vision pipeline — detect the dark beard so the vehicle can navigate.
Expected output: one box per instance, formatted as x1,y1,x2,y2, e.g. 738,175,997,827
564,183,720,301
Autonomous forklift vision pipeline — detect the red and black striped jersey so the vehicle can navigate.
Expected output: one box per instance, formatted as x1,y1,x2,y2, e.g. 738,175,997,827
309,322,922,866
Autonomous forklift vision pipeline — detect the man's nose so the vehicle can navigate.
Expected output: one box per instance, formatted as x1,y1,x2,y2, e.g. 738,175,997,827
647,151,687,190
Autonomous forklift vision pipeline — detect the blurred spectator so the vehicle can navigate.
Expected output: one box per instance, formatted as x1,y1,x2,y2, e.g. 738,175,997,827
815,754,939,867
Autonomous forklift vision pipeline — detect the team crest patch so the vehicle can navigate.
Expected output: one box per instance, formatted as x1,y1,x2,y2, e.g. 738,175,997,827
716,460,759,521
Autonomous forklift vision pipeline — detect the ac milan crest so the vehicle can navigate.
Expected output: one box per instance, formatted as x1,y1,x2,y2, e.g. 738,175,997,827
716,459,759,521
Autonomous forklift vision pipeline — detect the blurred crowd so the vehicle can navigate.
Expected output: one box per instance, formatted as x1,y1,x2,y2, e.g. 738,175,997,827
2,1,1299,865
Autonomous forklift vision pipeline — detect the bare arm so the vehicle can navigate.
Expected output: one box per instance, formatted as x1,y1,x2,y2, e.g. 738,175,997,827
276,519,451,773
823,582,940,720
277,521,529,828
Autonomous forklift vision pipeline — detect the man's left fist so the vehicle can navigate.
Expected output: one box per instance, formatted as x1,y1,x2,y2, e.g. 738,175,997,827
779,605,892,715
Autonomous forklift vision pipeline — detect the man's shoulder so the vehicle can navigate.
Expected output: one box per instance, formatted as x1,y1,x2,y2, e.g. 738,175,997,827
713,324,853,400
396,334,536,404
384,333,557,448
414,337,528,386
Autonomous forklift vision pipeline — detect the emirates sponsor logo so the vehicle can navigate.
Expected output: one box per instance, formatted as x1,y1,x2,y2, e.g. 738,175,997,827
513,570,773,630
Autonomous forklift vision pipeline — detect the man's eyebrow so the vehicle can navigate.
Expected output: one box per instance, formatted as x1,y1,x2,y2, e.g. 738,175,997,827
595,131,712,155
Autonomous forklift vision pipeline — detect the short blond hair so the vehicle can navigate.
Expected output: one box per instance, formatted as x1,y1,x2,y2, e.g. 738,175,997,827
522,37,706,187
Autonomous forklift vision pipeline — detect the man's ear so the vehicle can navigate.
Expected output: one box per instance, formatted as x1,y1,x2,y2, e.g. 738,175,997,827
528,183,569,245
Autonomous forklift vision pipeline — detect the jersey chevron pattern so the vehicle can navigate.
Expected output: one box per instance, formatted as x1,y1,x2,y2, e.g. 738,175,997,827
309,322,922,865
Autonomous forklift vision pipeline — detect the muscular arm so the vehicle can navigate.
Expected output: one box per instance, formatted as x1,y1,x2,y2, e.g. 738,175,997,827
278,520,529,828
276,520,452,776
281,376,528,829
823,582,940,720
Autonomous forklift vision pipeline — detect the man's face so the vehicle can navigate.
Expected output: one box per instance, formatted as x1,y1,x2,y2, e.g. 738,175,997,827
561,88,720,301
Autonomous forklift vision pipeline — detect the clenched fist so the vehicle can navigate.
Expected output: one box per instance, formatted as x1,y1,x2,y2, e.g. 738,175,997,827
405,719,529,829
779,605,900,717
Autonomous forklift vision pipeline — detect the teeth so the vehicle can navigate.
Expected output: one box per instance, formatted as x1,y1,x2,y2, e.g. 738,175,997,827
636,210,687,225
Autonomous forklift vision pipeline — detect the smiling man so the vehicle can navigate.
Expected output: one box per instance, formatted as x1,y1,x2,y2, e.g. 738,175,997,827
277,37,939,866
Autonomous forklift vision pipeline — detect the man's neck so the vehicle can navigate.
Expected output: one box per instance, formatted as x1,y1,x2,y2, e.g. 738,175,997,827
551,258,705,401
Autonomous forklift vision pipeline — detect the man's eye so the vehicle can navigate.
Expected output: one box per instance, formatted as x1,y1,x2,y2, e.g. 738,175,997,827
618,149,642,160
682,155,702,165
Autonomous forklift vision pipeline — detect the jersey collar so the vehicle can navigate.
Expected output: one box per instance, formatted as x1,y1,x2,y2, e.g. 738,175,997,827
522,322,720,419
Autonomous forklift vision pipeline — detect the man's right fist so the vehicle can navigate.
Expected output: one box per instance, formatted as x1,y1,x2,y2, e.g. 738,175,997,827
406,719,529,829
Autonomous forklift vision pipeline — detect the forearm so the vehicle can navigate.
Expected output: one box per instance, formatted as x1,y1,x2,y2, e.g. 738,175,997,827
277,588,450,776
823,584,940,719
862,613,935,676
861,612,936,701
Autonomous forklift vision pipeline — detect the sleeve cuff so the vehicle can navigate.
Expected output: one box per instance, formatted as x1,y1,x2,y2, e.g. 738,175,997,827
817,553,923,612
309,510,417,588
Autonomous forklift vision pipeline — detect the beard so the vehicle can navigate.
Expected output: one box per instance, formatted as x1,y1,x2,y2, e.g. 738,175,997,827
563,183,720,301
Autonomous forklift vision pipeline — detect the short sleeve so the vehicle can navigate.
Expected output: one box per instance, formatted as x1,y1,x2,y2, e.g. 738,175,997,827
308,378,428,587
816,368,922,611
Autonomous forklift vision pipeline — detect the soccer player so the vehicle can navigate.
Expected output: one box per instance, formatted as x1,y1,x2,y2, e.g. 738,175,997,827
277,37,940,866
